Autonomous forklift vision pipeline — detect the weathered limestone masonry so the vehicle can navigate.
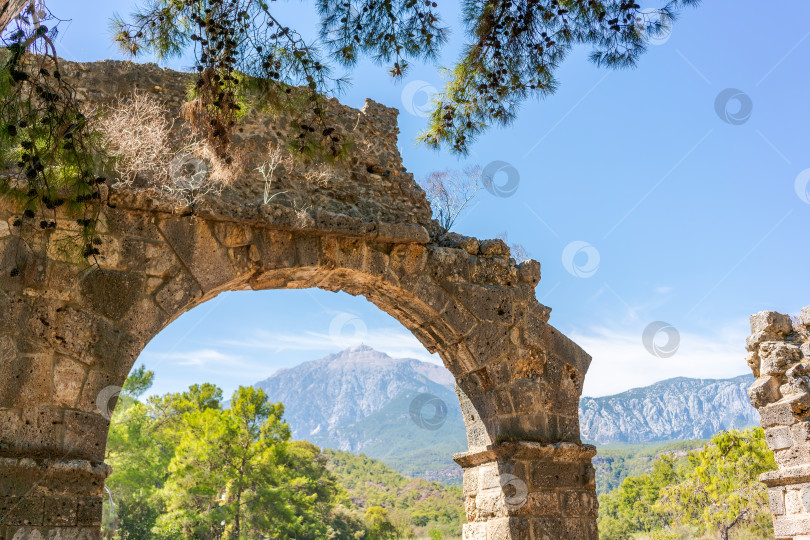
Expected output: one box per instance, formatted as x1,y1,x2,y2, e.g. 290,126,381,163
0,60,596,540
747,308,810,540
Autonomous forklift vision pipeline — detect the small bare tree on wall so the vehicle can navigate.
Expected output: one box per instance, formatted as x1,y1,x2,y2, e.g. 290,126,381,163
497,232,531,264
421,166,481,232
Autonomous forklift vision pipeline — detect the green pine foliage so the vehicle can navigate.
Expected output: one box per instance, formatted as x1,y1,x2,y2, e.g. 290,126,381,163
112,0,702,155
103,370,462,539
598,428,776,540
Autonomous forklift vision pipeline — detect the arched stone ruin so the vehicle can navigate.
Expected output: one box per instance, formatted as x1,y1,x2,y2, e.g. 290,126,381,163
0,61,597,539
747,308,810,540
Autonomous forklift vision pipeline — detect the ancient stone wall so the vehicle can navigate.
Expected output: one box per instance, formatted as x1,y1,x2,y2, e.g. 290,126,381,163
747,308,810,540
0,60,596,540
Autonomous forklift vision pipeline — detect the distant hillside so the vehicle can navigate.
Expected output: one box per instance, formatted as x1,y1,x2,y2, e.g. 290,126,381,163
324,449,463,538
579,374,758,444
592,439,709,494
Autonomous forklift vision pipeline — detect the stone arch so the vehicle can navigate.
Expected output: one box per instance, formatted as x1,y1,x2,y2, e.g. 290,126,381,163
0,61,596,540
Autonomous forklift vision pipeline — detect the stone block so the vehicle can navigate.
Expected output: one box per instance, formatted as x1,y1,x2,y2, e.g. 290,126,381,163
0,495,44,526
760,342,802,376
155,271,203,316
774,514,810,539
479,239,509,258
747,351,761,377
462,522,486,540
17,406,64,455
213,222,251,247
749,376,781,408
751,311,793,336
293,235,321,268
769,487,787,516
787,489,804,514
63,411,109,462
452,283,514,325
78,370,124,416
439,300,478,338
801,306,810,328
517,260,541,284
76,496,103,526
785,362,810,395
388,244,426,276
561,490,598,518
475,489,504,519
530,462,584,490
118,298,167,341
120,238,177,276
43,496,78,526
487,516,531,539
53,357,88,409
761,394,810,428
768,426,795,451
775,444,810,469
79,269,145,321
522,491,559,516
793,422,810,445
463,468,479,497
0,346,53,409
530,516,564,540
158,218,238,291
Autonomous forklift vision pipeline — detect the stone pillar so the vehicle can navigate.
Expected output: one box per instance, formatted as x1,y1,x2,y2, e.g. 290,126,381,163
454,442,598,540
747,308,810,540
0,458,109,540
0,292,120,539
451,319,598,540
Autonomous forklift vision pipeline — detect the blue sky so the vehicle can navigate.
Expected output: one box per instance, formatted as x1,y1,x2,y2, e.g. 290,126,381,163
50,0,810,398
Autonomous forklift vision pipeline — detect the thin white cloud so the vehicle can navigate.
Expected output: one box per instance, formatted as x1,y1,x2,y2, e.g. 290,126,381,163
573,322,750,398
221,326,442,365
142,348,253,370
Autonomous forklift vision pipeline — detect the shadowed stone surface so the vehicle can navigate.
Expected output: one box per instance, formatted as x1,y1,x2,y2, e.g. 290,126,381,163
747,308,810,540
0,60,596,540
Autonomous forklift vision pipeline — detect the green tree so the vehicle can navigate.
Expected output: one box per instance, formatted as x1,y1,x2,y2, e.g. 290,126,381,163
656,428,776,540
154,406,232,539
153,386,288,539
221,386,289,539
365,506,398,540
104,377,369,539
122,365,155,398
598,453,679,538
